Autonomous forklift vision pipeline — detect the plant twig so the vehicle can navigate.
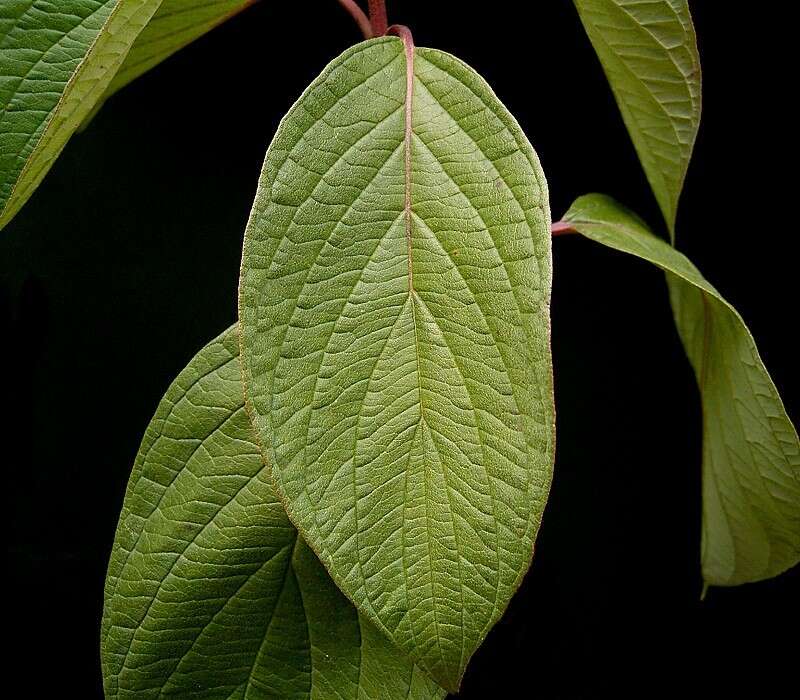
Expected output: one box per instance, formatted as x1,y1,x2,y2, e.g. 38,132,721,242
336,0,373,39
368,0,388,36
551,221,578,237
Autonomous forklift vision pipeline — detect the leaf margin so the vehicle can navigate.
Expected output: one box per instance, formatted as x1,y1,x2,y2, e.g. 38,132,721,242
0,0,163,230
101,324,446,699
237,35,555,692
572,0,702,239
560,192,800,587
81,0,259,128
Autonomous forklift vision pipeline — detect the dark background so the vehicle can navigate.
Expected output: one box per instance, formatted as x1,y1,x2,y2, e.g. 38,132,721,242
2,2,797,697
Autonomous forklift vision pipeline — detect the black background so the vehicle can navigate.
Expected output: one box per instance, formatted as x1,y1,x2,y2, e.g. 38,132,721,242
2,2,797,697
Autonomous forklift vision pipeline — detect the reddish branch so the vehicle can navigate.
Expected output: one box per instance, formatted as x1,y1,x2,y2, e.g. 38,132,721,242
368,0,389,35
551,221,578,237
337,0,392,39
336,0,373,39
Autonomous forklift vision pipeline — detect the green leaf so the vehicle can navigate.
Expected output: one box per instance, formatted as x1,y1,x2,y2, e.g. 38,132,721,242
102,326,446,699
573,0,701,238
561,194,800,586
0,0,162,230
84,0,257,125
239,37,554,691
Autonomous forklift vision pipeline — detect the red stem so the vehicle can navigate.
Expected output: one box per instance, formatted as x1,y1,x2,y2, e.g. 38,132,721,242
336,0,374,39
551,221,578,237
386,23,413,46
368,0,388,35
337,3,575,243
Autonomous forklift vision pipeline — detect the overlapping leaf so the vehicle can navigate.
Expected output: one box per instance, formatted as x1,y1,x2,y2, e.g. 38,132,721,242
86,0,257,123
102,326,445,699
573,0,701,238
0,0,162,230
238,37,554,690
561,194,800,586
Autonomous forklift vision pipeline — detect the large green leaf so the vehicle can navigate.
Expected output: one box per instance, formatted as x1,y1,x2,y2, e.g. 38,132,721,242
573,0,701,238
0,0,162,230
238,37,554,691
102,326,445,699
561,194,800,587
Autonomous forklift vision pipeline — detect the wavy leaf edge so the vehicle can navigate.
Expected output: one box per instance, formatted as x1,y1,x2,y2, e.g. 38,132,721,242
562,193,800,586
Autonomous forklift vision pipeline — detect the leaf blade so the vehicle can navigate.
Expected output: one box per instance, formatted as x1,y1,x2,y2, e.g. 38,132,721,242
0,0,162,230
238,37,554,690
573,0,701,237
101,326,446,699
562,193,800,586
92,0,257,112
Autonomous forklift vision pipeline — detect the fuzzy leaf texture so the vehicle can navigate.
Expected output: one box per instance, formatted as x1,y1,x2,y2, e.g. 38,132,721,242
562,194,800,586
238,37,554,691
573,0,701,238
0,0,162,230
101,326,446,700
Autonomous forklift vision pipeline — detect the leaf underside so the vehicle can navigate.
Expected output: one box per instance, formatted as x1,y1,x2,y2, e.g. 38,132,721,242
0,0,161,230
101,326,445,700
563,194,800,586
573,0,701,238
239,37,554,691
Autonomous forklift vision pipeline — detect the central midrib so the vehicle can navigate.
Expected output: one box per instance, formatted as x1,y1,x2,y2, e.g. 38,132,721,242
397,35,467,678
398,35,434,463
400,33,415,293
396,32,425,421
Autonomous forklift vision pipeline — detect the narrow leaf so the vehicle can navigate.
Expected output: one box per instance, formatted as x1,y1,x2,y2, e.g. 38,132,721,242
85,0,257,125
573,0,701,238
562,194,800,586
0,0,162,230
238,37,554,691
102,326,445,699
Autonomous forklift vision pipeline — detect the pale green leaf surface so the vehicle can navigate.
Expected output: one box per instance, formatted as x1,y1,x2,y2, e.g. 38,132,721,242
573,0,701,237
562,194,800,586
0,0,162,230
239,38,554,691
102,326,445,699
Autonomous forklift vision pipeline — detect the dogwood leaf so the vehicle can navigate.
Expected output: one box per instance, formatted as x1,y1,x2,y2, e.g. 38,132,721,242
573,0,701,238
561,194,800,586
0,0,162,229
102,326,445,699
238,37,554,691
